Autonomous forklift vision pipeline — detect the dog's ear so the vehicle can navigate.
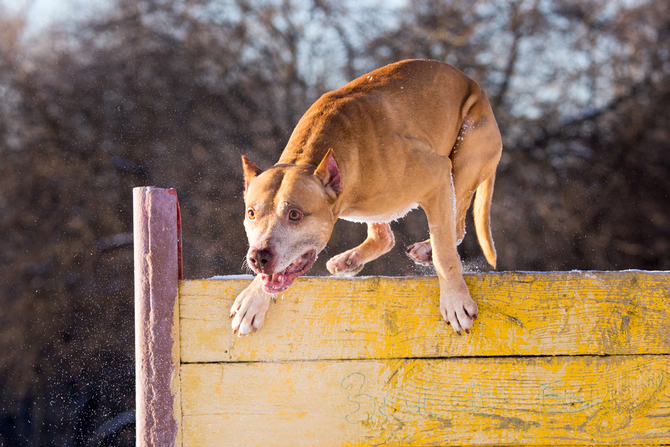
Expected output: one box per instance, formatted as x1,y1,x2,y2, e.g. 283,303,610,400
242,156,263,194
314,149,342,196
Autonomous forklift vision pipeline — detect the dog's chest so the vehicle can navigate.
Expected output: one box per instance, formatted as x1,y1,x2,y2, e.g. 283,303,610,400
339,202,419,224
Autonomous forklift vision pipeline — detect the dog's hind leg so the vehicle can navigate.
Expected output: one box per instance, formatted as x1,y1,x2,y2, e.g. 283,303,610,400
327,222,395,276
407,239,433,265
450,92,502,266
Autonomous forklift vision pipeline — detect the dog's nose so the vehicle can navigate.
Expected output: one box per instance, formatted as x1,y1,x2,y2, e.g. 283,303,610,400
248,248,273,271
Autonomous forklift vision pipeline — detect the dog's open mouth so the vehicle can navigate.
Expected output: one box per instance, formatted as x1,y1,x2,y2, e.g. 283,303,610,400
260,250,316,294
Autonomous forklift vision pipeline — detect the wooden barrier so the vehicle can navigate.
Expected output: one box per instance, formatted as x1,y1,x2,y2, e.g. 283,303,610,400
135,187,670,446
134,187,182,447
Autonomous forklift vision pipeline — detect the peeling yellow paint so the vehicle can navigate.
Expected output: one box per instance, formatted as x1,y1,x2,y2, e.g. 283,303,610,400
175,272,670,446
181,356,670,445
170,293,182,447
179,272,670,362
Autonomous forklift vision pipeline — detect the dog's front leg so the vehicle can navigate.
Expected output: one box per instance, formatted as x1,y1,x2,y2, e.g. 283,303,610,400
422,178,478,335
230,276,274,336
327,222,395,276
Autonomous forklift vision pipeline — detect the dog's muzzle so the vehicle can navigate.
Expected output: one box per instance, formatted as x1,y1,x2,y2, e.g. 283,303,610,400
255,250,317,294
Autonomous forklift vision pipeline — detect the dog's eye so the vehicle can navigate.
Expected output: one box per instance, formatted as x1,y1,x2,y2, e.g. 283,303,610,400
247,209,256,220
288,210,302,221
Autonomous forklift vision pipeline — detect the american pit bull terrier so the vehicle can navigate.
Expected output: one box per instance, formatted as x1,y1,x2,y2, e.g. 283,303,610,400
230,59,502,336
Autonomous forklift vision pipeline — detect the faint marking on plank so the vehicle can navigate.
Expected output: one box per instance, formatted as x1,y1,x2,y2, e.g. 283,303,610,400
179,271,670,362
180,355,670,446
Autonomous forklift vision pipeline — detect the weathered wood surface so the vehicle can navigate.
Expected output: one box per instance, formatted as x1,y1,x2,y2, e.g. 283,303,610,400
177,272,669,446
134,186,182,447
181,355,670,446
179,271,670,363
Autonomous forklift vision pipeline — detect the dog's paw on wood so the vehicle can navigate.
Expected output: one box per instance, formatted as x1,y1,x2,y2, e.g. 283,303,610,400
440,290,478,335
406,240,433,266
230,277,272,336
326,250,365,277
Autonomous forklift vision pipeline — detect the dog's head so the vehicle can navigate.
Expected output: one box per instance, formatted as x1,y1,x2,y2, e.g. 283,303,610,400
241,149,342,294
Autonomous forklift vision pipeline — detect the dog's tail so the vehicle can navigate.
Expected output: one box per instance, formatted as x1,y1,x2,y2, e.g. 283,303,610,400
473,172,497,268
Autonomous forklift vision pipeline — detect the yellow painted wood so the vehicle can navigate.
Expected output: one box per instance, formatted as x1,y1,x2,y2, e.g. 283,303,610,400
180,355,670,446
171,295,182,447
179,272,670,362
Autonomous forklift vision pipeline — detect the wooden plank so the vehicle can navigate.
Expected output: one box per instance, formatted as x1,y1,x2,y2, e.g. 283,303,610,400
179,272,670,362
134,186,182,447
180,355,670,446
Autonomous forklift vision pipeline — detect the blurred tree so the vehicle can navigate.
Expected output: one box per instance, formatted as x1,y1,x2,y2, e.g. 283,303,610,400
365,0,670,270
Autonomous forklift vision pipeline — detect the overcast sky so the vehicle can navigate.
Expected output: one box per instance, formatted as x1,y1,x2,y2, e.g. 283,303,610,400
1,0,109,34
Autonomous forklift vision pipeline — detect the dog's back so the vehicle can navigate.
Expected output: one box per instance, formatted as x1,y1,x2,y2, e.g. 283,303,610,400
281,59,480,167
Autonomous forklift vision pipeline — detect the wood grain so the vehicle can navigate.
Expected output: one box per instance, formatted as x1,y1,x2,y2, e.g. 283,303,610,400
134,186,182,447
180,355,670,446
179,272,670,362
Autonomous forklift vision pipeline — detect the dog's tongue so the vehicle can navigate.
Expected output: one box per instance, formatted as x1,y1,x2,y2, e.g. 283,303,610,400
261,273,291,293
259,251,315,294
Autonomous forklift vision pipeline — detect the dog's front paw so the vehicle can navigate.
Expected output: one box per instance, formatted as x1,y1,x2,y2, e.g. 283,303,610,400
406,240,432,266
230,277,272,336
440,288,478,335
327,249,365,277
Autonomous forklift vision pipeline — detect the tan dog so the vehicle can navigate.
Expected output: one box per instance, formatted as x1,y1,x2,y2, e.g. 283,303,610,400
231,59,502,336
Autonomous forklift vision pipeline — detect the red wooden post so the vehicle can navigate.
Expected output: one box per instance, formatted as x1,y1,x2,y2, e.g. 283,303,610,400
133,187,183,447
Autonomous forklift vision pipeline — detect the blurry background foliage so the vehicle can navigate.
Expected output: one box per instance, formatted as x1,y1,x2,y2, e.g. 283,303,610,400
0,0,668,445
